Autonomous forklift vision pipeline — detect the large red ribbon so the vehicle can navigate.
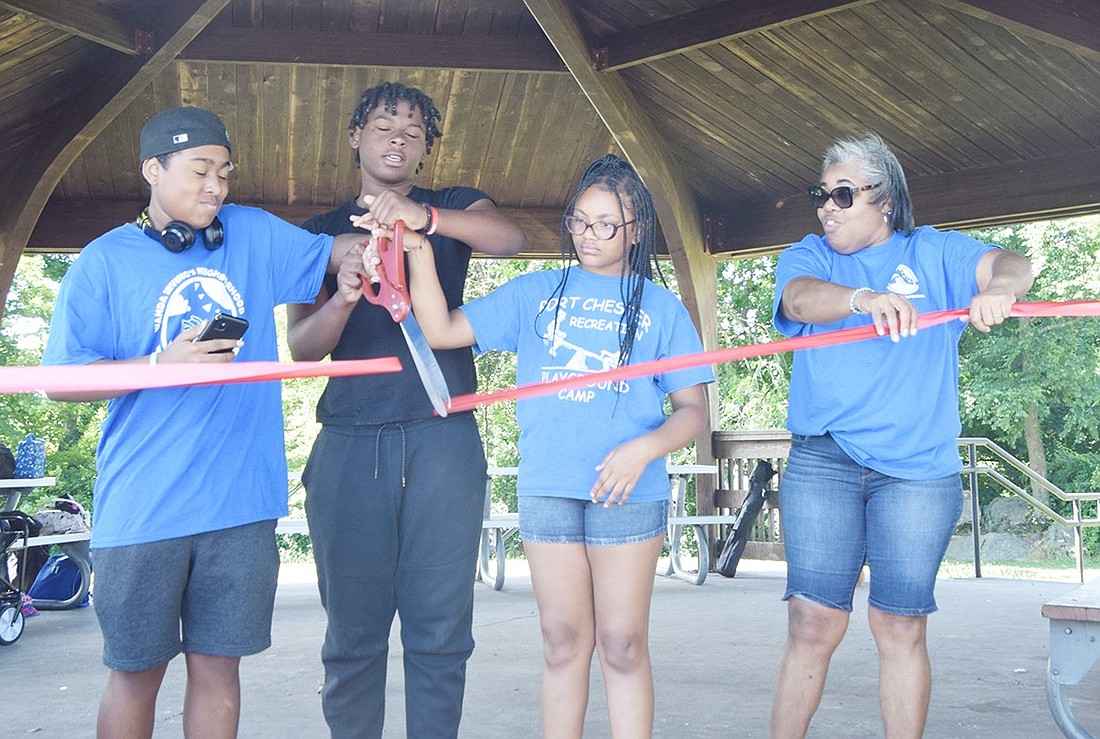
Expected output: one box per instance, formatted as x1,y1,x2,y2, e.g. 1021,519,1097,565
0,357,402,395
443,300,1100,413
1,301,1095,400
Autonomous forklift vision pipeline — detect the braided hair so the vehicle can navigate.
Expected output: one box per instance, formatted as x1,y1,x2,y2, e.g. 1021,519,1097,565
348,82,443,167
538,154,664,369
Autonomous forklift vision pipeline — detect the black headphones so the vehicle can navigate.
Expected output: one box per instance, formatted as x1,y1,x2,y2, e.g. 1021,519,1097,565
137,209,223,253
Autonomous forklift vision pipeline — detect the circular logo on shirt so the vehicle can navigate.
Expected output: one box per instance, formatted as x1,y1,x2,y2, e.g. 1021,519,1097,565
153,268,244,348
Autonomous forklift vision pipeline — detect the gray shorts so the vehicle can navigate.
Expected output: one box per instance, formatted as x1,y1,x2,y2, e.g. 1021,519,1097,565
92,520,280,672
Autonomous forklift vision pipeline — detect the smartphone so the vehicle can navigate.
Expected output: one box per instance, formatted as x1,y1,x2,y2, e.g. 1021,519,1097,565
195,312,249,353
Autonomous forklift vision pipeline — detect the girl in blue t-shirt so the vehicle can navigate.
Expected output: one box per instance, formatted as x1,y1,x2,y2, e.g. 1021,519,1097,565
387,155,713,736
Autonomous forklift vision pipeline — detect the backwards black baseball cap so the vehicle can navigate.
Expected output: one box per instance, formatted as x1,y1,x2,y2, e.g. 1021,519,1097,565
139,106,231,163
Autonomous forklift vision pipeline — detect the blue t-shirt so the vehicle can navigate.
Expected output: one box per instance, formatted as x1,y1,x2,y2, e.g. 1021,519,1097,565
773,226,995,479
462,267,714,502
42,204,333,547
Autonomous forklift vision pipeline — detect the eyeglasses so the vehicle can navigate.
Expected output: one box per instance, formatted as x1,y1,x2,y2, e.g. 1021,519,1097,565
562,215,635,240
807,183,881,209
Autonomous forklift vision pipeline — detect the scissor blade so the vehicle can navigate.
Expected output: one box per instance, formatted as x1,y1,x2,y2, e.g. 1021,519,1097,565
400,314,451,417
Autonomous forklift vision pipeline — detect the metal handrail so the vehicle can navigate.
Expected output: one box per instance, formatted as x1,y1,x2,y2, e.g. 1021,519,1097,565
958,437,1100,583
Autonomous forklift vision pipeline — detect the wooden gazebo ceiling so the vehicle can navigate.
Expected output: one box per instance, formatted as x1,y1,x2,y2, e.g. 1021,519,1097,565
3,0,1100,294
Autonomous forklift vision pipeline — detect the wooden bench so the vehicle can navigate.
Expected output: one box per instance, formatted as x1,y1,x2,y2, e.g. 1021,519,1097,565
1042,577,1100,738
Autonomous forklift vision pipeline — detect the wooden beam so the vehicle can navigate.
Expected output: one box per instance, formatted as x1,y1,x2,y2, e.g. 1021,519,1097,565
0,0,149,55
705,148,1100,257
935,0,1100,64
180,26,568,73
591,0,876,72
26,201,665,259
0,0,232,319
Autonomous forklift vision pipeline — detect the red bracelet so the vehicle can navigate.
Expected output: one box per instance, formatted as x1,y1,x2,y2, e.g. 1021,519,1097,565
423,204,439,236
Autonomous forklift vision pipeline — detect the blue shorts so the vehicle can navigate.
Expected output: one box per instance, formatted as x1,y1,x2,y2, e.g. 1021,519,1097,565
92,520,280,672
519,496,668,546
780,434,962,616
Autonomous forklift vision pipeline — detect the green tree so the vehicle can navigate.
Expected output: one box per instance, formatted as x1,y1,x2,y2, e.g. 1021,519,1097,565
714,255,789,430
0,254,102,514
959,218,1100,532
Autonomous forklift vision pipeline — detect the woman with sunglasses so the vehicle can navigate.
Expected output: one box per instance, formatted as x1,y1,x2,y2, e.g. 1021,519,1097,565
769,134,1033,738
394,154,712,737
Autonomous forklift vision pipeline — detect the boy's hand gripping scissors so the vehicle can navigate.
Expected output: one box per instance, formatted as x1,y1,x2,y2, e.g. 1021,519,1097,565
360,220,451,417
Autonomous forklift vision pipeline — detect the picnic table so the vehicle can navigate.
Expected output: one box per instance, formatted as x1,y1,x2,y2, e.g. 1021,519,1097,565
1043,576,1100,738
2,477,95,610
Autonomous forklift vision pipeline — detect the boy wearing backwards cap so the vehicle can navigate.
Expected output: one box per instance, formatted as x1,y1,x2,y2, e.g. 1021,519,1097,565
43,106,367,739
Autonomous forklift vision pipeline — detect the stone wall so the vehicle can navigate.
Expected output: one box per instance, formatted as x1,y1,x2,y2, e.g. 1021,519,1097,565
944,492,1076,563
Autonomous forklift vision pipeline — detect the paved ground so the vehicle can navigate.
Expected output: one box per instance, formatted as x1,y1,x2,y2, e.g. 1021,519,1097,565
5,559,1099,738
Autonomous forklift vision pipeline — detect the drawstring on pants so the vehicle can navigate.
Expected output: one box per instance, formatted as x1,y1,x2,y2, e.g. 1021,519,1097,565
373,422,408,489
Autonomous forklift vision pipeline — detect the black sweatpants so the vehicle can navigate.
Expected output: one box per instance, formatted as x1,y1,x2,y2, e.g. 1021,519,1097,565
303,413,487,739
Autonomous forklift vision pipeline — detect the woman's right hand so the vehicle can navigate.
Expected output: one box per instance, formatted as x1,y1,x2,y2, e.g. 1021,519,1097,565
855,290,920,342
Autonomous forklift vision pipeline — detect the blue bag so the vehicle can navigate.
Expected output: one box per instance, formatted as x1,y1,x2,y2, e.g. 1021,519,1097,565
27,554,89,607
13,433,46,479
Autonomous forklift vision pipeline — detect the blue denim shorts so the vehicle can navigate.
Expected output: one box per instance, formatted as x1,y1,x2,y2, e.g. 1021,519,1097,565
780,434,962,616
519,495,668,546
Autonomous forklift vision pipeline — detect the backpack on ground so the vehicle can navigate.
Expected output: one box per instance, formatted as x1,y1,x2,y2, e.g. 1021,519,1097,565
27,554,89,607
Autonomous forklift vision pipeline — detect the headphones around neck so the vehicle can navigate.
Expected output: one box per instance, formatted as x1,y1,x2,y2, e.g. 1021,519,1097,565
137,209,223,253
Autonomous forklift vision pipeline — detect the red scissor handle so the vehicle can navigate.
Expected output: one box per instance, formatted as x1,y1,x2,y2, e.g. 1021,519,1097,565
361,220,409,323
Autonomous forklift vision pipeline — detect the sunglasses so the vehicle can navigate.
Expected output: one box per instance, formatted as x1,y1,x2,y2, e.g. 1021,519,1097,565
807,183,881,209
562,215,635,240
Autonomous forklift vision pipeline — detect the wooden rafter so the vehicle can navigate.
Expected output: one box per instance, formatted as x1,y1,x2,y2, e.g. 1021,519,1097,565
0,0,148,55
705,148,1100,256
27,201,632,259
935,0,1100,63
591,0,876,72
180,26,567,73
0,0,232,319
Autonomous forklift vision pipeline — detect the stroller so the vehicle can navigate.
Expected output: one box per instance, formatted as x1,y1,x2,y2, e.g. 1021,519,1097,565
0,510,39,645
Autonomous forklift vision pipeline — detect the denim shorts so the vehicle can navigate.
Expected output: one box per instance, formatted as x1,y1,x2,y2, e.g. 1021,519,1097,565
92,520,279,671
780,434,962,616
519,495,668,546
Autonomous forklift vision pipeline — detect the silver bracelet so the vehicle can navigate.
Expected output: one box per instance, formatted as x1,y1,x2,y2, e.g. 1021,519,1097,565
849,287,873,315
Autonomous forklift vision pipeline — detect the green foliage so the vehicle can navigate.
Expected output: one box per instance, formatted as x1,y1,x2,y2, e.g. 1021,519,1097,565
0,255,98,514
277,533,314,562
960,220,1100,446
4,215,1099,563
715,256,790,430
959,218,1100,553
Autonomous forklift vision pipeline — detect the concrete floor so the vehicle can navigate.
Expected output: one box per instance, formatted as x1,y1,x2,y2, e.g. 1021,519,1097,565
5,560,1098,738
